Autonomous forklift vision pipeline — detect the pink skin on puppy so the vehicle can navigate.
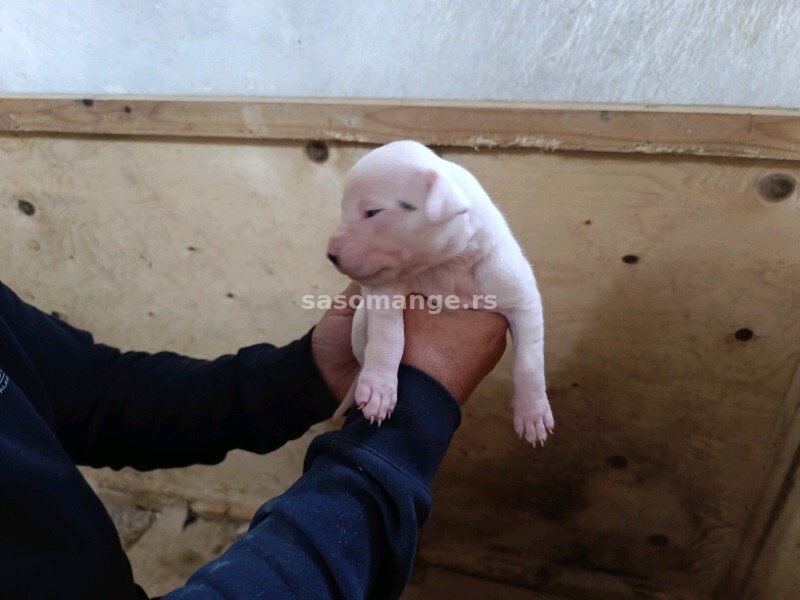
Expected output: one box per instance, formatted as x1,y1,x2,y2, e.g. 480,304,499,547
327,141,554,447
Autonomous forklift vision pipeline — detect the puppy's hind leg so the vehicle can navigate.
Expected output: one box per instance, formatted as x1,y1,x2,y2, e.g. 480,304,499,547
504,305,554,447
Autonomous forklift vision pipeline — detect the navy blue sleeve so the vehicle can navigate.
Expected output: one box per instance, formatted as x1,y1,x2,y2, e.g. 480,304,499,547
162,365,461,600
0,363,145,600
0,282,338,470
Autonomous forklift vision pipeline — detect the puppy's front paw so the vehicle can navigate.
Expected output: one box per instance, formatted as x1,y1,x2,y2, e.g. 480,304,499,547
354,369,397,425
513,395,555,448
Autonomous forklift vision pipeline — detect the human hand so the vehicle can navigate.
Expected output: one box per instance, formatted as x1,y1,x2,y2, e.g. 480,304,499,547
311,283,361,403
312,286,509,406
401,300,508,405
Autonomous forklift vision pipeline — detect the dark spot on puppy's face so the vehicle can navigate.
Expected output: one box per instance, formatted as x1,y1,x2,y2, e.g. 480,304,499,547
397,199,417,211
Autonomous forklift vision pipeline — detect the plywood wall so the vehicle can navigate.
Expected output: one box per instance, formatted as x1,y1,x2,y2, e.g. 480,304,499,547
1,99,799,599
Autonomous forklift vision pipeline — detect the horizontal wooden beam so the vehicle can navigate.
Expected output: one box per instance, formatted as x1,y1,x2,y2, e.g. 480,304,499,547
1,96,799,160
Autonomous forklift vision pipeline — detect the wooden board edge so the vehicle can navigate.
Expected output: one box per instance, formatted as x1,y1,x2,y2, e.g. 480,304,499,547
1,96,800,160
741,446,800,599
719,360,800,597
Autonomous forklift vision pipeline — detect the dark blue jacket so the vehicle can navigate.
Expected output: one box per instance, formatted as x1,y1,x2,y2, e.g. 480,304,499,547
0,282,460,599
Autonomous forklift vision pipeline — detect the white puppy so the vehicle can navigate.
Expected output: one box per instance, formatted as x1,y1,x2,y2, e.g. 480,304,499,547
327,141,554,446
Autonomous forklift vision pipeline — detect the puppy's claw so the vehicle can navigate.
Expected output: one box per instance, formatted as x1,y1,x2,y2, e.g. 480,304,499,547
513,398,555,448
355,370,397,424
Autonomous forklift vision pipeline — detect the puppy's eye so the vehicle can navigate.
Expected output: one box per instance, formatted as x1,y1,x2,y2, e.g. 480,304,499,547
365,209,384,218
397,200,417,211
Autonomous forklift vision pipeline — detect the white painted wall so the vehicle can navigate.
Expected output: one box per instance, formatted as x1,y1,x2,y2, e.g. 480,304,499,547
0,0,797,107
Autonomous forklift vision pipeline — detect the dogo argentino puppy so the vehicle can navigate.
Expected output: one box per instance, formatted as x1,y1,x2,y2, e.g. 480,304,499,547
326,140,554,446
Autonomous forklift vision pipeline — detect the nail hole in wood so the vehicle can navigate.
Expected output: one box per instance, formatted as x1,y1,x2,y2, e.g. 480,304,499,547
606,455,628,469
757,173,796,203
734,328,753,341
81,98,94,107
18,199,35,215
306,141,329,163
124,106,132,113
647,534,669,547
622,254,639,264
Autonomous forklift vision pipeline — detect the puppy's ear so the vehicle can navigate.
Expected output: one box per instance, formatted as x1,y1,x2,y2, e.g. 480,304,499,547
424,169,470,224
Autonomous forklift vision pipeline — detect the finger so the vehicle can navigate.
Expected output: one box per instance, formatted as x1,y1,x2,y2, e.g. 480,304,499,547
327,282,362,316
339,281,361,298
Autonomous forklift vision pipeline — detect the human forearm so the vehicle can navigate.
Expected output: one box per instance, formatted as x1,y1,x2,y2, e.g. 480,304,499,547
161,364,461,600
74,329,338,469
1,281,337,469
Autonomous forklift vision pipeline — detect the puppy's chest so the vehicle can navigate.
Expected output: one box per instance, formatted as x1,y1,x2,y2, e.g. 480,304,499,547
408,266,485,303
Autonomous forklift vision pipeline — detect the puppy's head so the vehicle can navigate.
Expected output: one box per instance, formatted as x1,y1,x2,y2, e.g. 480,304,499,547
327,141,471,286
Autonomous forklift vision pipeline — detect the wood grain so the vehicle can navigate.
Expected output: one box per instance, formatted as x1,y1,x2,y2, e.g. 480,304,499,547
1,96,800,160
1,123,799,597
727,365,800,599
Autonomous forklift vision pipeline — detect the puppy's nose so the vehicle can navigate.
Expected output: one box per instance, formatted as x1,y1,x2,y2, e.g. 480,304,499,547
327,252,339,266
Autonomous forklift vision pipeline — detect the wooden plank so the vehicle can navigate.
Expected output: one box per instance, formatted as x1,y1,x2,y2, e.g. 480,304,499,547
403,565,561,599
3,135,800,598
1,96,800,160
416,149,800,596
406,560,699,600
752,477,800,600
725,365,800,598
